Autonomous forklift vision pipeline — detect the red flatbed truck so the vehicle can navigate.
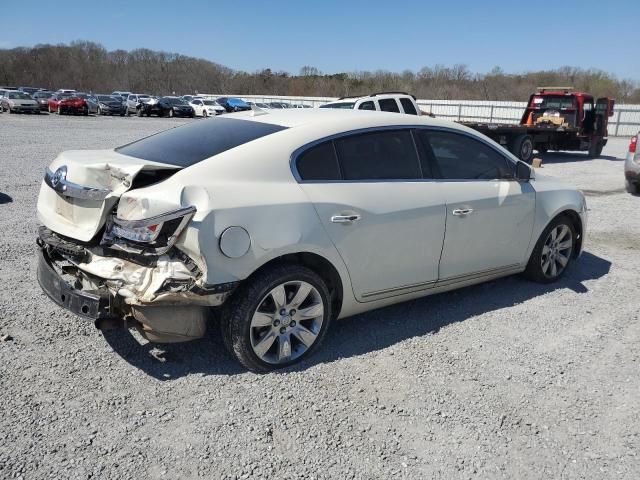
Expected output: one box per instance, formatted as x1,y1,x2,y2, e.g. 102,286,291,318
460,88,615,163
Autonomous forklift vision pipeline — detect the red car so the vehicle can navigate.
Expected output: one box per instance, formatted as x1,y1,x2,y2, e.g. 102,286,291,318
47,93,73,113
48,93,97,115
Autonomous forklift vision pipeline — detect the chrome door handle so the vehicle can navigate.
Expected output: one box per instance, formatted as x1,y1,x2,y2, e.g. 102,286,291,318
452,208,474,216
331,214,361,224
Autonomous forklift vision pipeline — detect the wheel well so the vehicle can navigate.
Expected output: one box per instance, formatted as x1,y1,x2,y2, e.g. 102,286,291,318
246,253,344,319
557,210,583,258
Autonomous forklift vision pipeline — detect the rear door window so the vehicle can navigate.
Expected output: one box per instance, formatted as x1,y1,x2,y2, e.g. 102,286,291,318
334,130,420,180
296,141,340,181
378,98,400,113
399,98,418,115
116,118,288,167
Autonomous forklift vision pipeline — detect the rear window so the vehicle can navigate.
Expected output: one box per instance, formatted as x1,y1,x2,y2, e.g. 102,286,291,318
320,102,355,109
399,98,418,115
116,118,288,167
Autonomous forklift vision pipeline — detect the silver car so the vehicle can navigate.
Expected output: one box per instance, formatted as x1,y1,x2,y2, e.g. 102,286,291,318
0,91,40,114
625,133,639,194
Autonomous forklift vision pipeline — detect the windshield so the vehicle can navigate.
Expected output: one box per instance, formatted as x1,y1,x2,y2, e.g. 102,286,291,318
164,97,188,106
320,102,356,109
34,92,53,98
203,100,219,106
97,95,117,101
116,118,288,167
8,92,32,99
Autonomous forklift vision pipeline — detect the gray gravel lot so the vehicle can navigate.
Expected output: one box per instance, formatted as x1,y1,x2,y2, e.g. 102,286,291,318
1,113,639,479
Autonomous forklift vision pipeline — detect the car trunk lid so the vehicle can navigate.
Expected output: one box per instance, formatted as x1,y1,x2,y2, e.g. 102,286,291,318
37,149,181,242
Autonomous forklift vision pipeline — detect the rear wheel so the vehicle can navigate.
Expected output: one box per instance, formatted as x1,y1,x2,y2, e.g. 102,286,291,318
220,265,332,373
588,141,603,158
511,134,534,164
524,215,575,283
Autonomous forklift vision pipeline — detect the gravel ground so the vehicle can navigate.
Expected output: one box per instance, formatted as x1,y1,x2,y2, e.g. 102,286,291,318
0,114,639,479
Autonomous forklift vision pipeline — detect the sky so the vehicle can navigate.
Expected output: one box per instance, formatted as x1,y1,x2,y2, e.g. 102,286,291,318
2,0,639,80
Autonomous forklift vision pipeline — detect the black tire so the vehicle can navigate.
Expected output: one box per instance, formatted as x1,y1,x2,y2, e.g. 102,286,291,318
168,109,174,118
626,180,639,195
523,215,576,283
511,134,534,164
136,108,143,117
126,107,131,117
220,264,332,373
97,106,102,116
588,141,603,158
202,110,208,118
57,106,62,115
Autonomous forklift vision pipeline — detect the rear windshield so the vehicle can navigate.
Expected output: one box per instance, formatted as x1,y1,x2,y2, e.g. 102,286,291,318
116,118,288,167
320,102,355,109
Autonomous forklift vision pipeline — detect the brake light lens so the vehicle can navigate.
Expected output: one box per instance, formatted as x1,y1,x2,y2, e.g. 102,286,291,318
104,205,196,255
111,222,161,243
630,136,637,153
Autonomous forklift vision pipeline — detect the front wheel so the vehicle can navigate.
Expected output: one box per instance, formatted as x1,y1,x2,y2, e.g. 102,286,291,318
524,215,576,283
168,109,174,118
57,106,62,115
202,110,208,118
220,265,332,373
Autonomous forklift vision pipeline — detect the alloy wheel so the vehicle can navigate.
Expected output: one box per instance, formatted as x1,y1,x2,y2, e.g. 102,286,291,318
540,224,573,278
250,281,324,365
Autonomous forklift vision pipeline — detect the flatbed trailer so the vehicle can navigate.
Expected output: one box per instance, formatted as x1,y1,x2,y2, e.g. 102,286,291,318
459,88,615,163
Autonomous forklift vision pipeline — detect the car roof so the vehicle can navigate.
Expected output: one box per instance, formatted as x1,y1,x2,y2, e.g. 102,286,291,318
223,108,475,135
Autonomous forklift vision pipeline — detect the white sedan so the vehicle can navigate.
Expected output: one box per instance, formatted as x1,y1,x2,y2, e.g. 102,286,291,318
36,109,587,372
189,98,225,117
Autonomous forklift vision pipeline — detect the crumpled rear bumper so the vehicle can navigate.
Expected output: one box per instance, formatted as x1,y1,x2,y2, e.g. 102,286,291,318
37,247,115,321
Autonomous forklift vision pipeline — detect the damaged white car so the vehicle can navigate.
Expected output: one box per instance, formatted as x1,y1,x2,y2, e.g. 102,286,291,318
36,109,587,372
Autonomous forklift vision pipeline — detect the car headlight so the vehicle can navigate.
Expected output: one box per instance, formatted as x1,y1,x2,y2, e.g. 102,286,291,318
100,103,109,108
104,205,196,255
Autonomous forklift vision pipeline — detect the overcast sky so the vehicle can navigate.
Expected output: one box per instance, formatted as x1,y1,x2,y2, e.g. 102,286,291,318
3,0,638,80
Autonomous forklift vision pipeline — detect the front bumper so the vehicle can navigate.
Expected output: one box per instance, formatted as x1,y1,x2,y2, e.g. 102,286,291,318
10,105,40,113
624,156,640,183
37,247,115,320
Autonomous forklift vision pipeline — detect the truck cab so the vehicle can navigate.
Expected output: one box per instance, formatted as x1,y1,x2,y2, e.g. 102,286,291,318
520,88,615,156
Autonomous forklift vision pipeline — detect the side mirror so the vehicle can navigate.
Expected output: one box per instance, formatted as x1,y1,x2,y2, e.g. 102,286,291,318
516,161,531,181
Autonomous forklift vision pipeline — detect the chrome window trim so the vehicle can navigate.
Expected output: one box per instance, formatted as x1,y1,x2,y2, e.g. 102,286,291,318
44,167,112,201
290,125,519,184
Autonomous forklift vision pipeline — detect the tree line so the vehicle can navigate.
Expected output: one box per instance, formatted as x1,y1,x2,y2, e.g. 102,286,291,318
1,41,639,103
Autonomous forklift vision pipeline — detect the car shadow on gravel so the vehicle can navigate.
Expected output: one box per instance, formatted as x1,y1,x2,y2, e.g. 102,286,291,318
103,251,610,380
0,192,13,204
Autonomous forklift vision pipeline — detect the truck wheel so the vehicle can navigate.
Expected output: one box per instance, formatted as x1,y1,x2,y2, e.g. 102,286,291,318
588,141,603,158
511,135,534,164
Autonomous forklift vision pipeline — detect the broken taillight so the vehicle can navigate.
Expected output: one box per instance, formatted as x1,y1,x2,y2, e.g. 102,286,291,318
630,136,637,154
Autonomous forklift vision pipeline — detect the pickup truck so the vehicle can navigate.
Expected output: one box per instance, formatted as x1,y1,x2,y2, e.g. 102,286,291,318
461,88,615,163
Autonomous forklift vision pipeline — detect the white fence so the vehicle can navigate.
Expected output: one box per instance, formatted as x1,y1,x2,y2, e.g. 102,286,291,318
201,93,640,137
